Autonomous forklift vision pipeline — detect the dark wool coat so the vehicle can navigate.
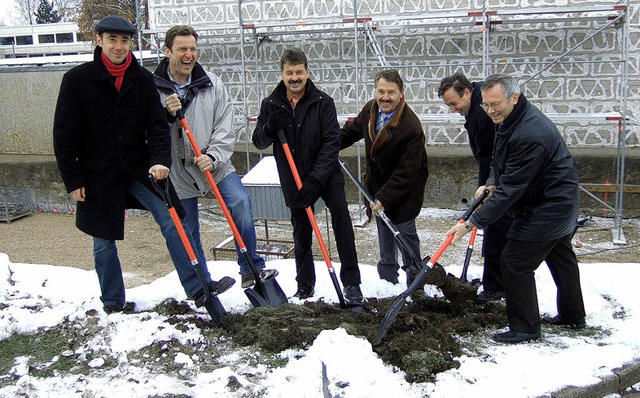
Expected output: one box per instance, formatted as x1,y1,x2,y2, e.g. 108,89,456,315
465,81,496,186
469,95,579,241
53,47,182,240
341,98,429,224
252,79,345,206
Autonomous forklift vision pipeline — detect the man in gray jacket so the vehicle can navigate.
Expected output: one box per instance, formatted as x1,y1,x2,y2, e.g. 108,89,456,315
154,25,276,288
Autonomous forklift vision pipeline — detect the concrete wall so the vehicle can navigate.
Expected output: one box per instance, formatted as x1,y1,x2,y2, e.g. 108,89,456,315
1,148,638,215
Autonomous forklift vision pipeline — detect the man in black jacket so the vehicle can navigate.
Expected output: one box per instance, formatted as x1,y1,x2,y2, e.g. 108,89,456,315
252,48,363,304
438,72,513,302
342,69,428,285
447,73,586,343
53,16,234,314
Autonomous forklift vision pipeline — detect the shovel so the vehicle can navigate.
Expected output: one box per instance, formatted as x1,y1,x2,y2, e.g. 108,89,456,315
373,190,488,345
149,175,226,326
176,110,287,308
277,129,364,312
338,157,422,275
459,226,478,283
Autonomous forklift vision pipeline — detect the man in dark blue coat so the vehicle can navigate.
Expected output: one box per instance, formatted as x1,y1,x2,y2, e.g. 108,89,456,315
438,72,513,302
447,73,586,343
252,48,363,303
53,16,234,314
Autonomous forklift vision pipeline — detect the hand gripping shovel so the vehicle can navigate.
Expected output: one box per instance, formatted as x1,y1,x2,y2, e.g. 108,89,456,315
373,191,488,345
149,175,226,326
277,129,362,311
338,157,422,275
176,110,287,308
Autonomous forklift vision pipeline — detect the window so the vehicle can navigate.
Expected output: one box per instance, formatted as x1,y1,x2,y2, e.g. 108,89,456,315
15,35,34,45
38,34,55,44
0,36,15,45
55,33,74,43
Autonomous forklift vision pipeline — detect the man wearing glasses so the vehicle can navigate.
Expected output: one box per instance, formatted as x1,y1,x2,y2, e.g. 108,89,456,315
438,72,513,303
446,73,586,344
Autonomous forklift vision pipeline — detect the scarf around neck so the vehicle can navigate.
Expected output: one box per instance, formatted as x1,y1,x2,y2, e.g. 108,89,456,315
100,51,132,92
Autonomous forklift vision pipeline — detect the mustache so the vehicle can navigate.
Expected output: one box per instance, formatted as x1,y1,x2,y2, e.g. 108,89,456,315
288,80,302,84
380,99,394,104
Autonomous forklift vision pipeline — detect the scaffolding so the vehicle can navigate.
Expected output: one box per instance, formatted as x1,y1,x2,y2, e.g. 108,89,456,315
147,0,634,243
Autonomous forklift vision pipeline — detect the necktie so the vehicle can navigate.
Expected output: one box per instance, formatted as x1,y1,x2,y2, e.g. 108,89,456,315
376,113,388,134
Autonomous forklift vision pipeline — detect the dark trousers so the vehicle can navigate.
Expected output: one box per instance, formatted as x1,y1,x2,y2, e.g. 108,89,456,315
501,233,586,333
481,213,513,292
290,180,361,289
376,217,420,285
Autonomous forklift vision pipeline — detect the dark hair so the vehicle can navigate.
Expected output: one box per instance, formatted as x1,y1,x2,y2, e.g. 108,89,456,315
280,48,308,71
164,25,198,50
374,69,404,92
481,73,521,97
437,72,473,98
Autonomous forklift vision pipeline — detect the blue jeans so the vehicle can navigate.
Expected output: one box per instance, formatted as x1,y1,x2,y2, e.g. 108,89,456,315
93,180,211,309
181,172,265,276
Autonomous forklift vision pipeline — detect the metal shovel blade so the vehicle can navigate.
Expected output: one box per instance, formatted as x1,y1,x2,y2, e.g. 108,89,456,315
244,275,288,308
374,265,431,345
202,293,226,327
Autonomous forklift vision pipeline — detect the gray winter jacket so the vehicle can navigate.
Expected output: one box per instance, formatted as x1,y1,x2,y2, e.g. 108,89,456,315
154,60,236,199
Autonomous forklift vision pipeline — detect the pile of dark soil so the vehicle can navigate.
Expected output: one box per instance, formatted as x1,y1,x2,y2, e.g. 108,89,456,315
218,294,506,383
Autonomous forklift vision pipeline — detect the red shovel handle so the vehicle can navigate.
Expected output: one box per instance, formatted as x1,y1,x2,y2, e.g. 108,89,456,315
277,129,335,271
176,110,247,250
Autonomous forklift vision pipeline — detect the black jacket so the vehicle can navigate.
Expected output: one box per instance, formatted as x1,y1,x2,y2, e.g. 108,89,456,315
53,47,181,240
252,79,344,206
465,82,496,186
341,98,428,224
469,95,579,241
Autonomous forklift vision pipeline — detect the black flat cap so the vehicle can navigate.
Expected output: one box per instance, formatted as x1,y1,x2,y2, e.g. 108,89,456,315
95,15,137,35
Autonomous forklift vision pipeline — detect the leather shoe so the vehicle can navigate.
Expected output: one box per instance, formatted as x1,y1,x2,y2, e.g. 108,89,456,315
493,330,541,343
542,314,586,330
192,276,236,308
293,283,314,300
476,290,504,303
344,284,364,305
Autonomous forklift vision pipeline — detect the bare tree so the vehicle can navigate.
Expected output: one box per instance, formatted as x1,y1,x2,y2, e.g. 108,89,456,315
15,0,39,25
77,0,147,43
53,0,81,22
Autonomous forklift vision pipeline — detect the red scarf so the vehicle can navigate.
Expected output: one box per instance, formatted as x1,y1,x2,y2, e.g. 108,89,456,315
100,51,132,92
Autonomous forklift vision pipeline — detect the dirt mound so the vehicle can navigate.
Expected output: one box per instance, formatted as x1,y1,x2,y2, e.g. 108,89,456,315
217,295,506,383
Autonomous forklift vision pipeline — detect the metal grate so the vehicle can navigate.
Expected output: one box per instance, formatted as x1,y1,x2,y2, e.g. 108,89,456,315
210,236,294,261
0,188,33,223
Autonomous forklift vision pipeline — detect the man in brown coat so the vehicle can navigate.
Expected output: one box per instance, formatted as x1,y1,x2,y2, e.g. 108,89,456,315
341,69,429,285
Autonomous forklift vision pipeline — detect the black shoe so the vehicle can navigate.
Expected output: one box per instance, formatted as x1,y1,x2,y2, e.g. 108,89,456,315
103,304,123,314
241,273,255,289
476,290,504,303
293,283,314,300
493,330,541,344
542,314,586,330
241,269,279,289
344,284,364,305
192,276,236,308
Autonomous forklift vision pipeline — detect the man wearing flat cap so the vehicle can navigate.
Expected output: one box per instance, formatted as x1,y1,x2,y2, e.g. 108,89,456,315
53,15,235,314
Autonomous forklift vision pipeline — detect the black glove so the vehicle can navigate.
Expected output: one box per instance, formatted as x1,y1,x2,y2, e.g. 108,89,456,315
293,178,322,209
265,109,288,138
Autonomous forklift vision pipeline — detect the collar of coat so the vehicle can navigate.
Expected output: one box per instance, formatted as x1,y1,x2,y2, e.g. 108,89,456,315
367,96,407,152
497,93,530,136
92,46,141,90
153,58,213,112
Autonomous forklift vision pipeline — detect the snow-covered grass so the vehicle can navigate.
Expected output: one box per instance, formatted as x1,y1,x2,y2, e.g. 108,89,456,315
1,249,639,397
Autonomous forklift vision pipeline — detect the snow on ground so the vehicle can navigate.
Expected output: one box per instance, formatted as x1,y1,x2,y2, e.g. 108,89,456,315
1,249,639,397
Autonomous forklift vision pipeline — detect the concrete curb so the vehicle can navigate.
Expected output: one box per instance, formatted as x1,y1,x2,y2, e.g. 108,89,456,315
549,359,640,398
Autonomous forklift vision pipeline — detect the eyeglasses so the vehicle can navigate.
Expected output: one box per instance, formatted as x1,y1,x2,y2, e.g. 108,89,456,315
480,98,508,112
